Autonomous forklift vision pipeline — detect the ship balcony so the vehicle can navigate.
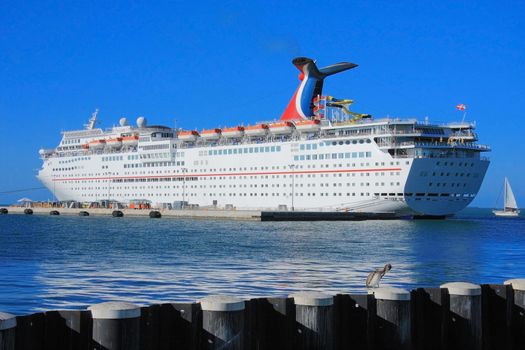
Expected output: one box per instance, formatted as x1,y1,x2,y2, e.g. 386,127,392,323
378,141,490,151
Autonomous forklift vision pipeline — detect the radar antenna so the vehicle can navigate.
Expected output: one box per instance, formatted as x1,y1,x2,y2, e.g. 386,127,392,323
85,109,99,130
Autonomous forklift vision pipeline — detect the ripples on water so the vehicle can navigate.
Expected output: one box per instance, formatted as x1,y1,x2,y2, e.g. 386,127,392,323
0,209,524,314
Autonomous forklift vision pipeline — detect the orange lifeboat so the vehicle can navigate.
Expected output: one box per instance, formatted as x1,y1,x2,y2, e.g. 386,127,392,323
200,128,221,140
178,130,200,142
222,126,245,138
293,119,321,133
122,135,139,146
81,143,90,150
244,124,269,137
106,137,123,149
268,121,294,135
88,139,106,150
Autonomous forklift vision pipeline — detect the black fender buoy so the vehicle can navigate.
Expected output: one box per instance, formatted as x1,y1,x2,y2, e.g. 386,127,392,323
0,208,8,214
24,208,33,215
50,210,60,216
149,210,161,218
79,211,90,217
112,210,124,217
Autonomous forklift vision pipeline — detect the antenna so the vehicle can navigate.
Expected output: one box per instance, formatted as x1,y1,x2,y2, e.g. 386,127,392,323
85,109,99,130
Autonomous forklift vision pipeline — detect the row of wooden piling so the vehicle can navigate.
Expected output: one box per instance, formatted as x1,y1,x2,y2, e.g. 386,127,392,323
1,280,524,350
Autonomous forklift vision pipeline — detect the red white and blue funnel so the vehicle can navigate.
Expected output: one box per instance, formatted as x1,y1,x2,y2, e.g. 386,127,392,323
280,57,358,121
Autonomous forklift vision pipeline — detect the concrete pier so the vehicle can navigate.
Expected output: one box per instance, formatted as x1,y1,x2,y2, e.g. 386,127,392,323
3,206,407,221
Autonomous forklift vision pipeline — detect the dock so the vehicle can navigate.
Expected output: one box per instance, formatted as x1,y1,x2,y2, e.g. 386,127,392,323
0,207,401,221
0,279,524,350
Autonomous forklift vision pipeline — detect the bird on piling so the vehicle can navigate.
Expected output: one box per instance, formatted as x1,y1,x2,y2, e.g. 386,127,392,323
366,264,392,289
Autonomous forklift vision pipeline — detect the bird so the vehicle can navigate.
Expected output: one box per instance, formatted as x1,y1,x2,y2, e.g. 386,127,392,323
366,264,392,289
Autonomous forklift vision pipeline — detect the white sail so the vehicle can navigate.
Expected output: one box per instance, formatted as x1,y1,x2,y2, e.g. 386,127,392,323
504,177,518,210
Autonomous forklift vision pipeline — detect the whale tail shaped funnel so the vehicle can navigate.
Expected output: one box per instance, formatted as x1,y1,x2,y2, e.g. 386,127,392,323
280,57,358,121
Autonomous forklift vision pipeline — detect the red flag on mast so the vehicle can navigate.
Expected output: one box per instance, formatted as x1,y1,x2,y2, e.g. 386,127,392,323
456,104,466,111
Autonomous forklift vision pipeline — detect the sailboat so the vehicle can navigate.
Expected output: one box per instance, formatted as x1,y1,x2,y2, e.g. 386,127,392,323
493,177,520,217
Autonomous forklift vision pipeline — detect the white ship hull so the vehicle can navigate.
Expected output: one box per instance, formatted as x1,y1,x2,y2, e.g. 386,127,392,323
37,133,489,217
493,210,520,217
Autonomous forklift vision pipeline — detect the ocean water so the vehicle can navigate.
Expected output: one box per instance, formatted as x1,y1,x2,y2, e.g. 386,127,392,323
0,208,524,315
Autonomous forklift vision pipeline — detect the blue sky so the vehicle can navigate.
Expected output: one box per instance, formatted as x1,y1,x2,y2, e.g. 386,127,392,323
0,0,523,207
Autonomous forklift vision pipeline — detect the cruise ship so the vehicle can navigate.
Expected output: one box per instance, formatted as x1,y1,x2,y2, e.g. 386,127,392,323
37,57,490,217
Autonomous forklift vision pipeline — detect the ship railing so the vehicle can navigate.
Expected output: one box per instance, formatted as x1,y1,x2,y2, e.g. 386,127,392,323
379,141,490,151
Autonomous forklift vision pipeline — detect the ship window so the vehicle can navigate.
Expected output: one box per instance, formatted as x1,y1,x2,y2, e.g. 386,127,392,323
332,141,337,146
271,146,275,152
277,146,281,151
300,144,305,150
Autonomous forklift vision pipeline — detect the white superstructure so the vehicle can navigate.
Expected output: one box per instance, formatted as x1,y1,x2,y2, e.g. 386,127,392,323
37,114,490,217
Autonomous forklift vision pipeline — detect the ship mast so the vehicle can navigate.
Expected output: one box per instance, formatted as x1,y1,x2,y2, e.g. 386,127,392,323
85,109,99,130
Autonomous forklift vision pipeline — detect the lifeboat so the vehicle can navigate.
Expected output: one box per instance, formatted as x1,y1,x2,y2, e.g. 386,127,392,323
122,135,139,146
269,121,294,135
293,119,321,133
200,128,221,140
222,126,245,138
245,124,269,137
88,139,106,150
106,137,123,149
81,143,90,150
178,130,200,142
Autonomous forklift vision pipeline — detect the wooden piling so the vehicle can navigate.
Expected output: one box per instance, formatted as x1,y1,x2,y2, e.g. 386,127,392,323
290,291,334,350
200,296,245,350
441,282,482,350
412,287,449,350
481,284,512,350
504,278,525,350
373,287,411,350
0,312,16,350
88,301,140,350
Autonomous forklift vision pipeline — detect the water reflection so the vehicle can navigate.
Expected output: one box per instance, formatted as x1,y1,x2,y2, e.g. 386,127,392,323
0,209,524,314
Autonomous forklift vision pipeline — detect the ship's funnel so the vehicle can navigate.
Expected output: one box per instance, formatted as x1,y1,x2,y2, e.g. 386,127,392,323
280,57,357,120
